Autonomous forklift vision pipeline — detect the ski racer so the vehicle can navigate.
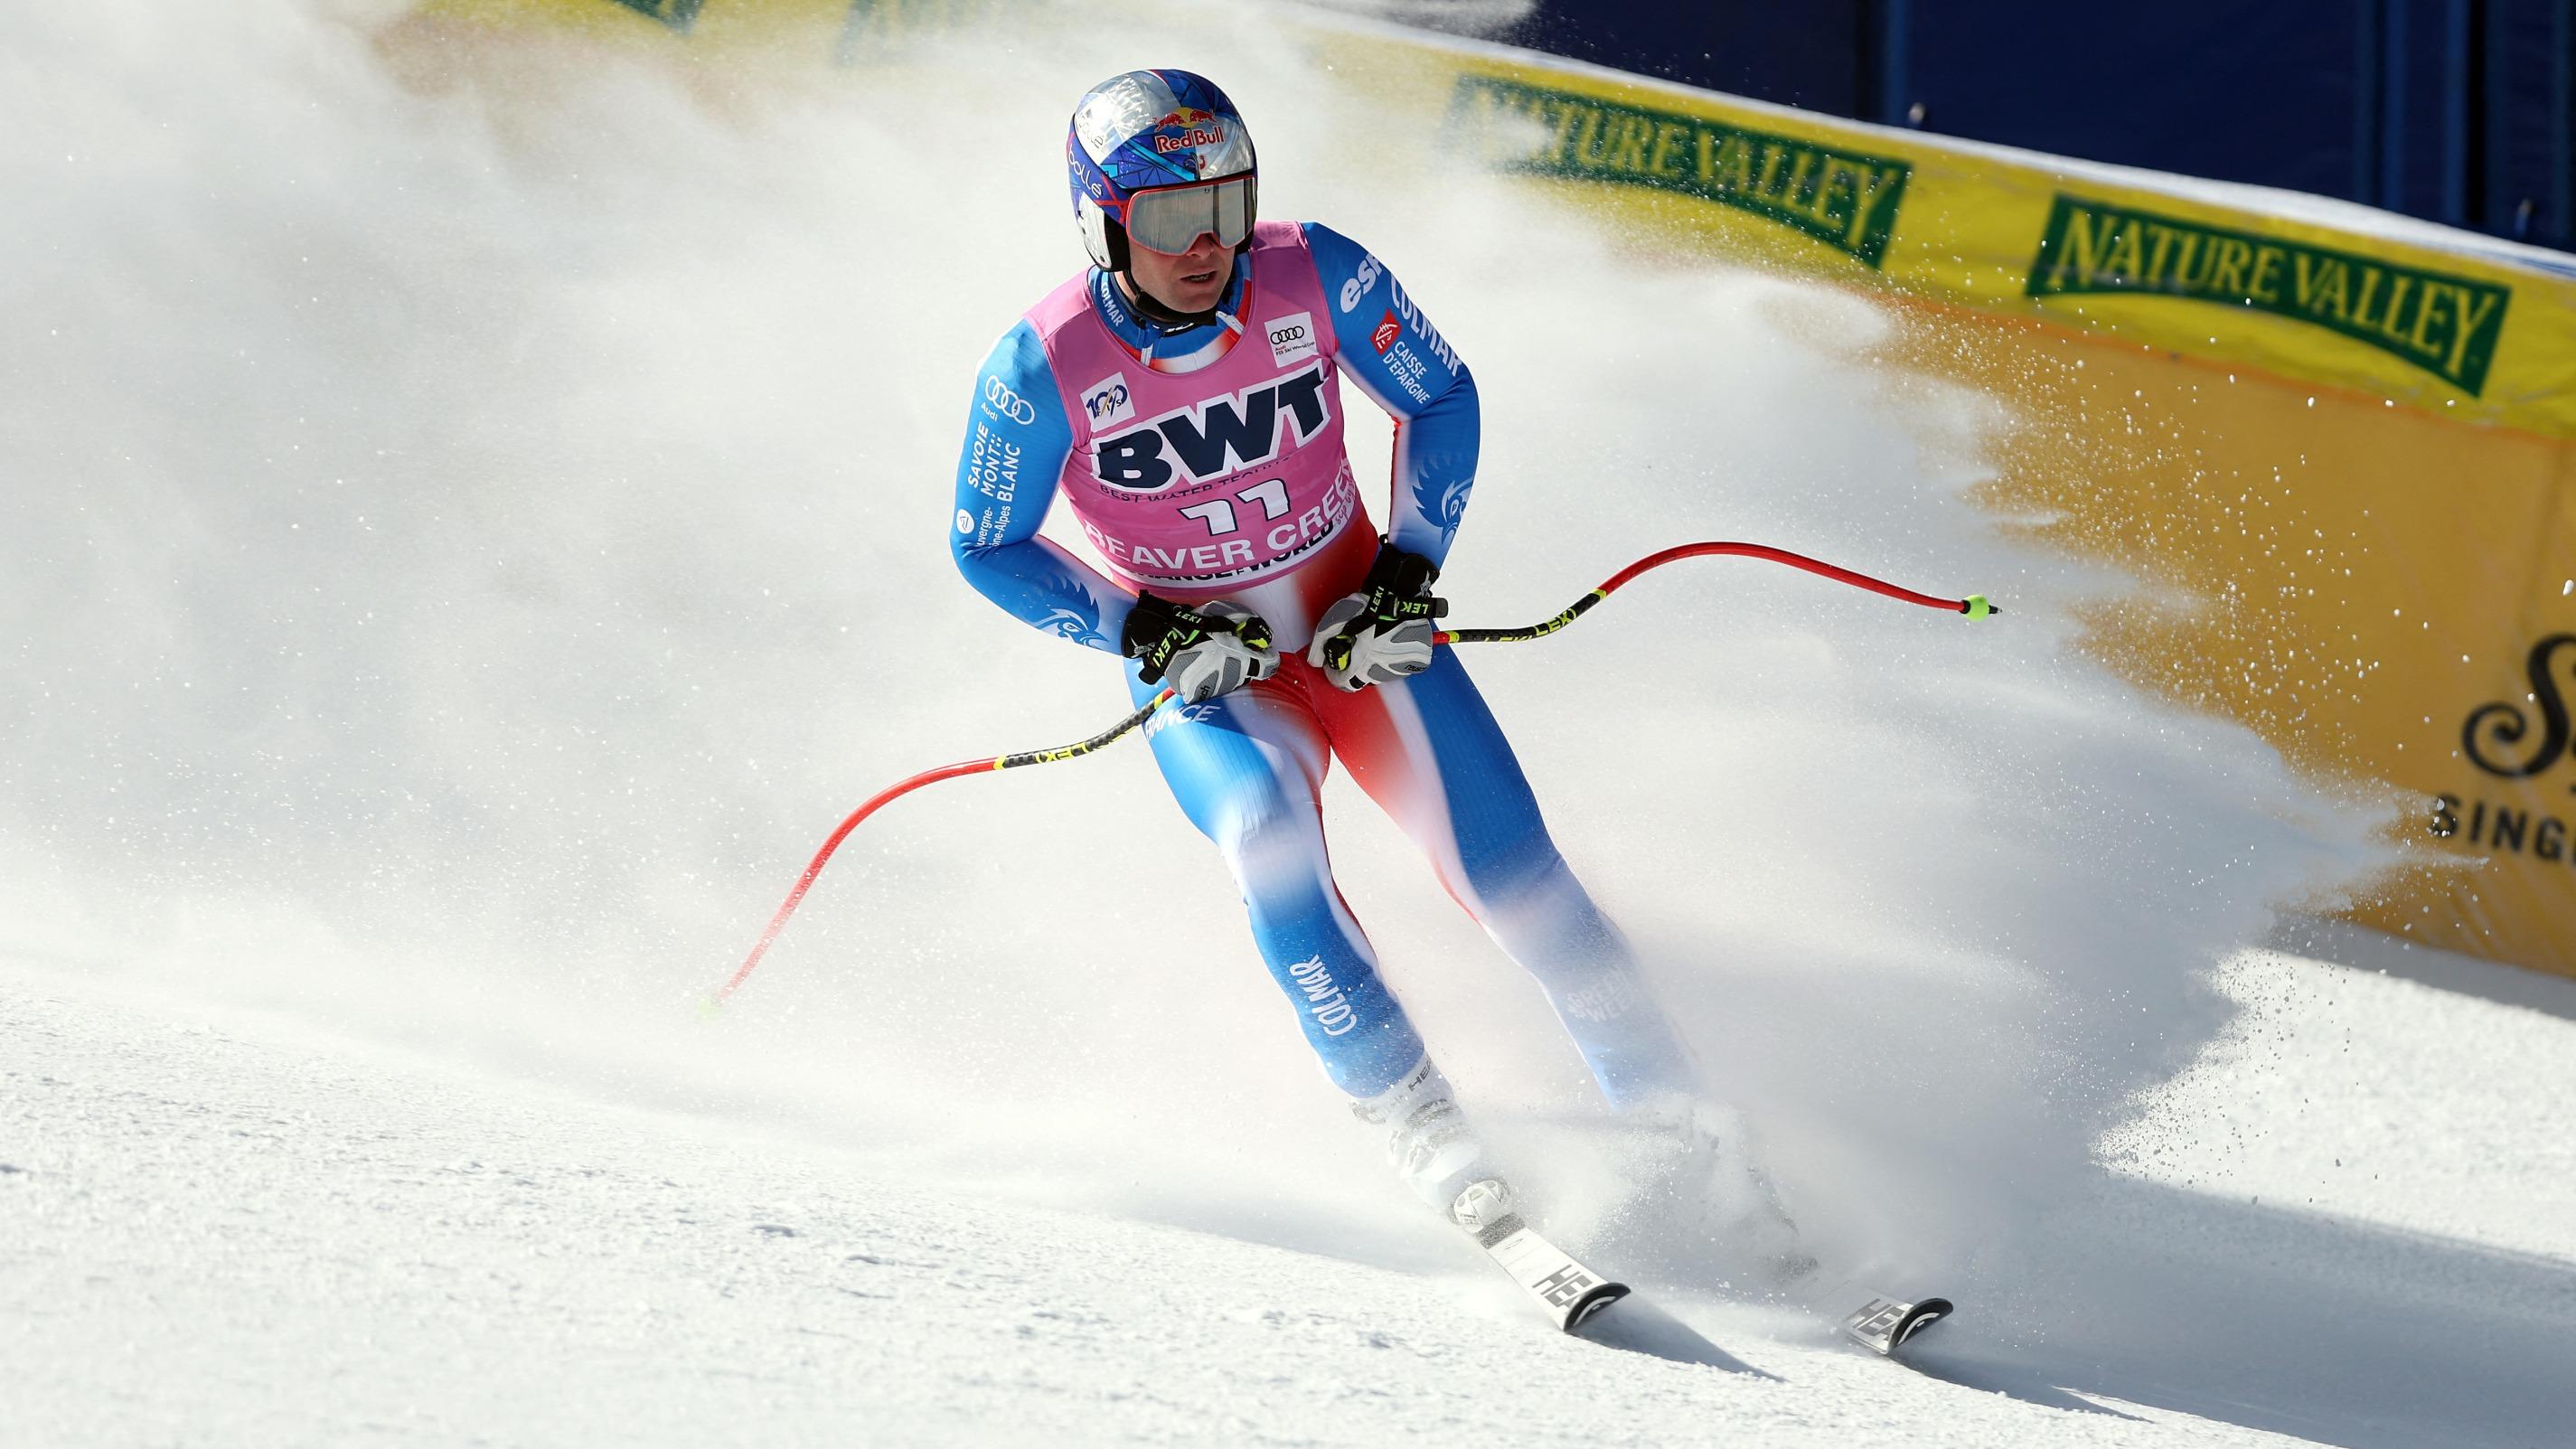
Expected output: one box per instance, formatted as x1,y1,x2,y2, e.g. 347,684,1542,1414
950,69,1783,1250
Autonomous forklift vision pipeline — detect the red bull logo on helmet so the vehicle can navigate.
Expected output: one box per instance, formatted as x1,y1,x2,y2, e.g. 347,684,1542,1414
1152,107,1227,155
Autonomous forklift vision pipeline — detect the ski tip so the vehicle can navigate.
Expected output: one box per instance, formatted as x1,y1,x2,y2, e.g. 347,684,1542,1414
1844,1294,1954,1355
1892,1296,1951,1350
1563,1281,1630,1333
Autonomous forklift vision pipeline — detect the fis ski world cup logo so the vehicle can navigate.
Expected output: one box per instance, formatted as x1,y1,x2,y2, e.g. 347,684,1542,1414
2433,634,2576,865
1152,106,1226,155
1081,372,1134,429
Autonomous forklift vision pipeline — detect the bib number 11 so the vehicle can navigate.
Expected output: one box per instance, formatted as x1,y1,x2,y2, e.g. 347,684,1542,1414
1177,477,1290,538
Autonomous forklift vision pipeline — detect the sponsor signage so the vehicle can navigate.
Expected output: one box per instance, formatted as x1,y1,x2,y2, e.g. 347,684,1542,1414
1092,365,1332,493
1337,253,1384,314
1445,74,1912,268
2027,194,2513,395
982,375,1037,425
2433,635,2576,866
606,0,700,30
1266,311,1319,369
960,421,1024,546
1152,107,1225,155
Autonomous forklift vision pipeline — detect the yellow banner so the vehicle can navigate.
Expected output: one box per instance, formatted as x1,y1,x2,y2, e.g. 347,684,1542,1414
409,0,999,57
1430,60,2576,440
1329,33,2576,978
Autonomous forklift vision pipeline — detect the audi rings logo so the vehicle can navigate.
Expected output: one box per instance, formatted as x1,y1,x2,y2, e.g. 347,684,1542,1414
1266,310,1319,368
984,377,1037,425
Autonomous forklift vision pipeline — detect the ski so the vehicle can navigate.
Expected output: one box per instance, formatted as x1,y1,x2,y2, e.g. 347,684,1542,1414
1467,1210,1629,1332
1833,1288,1952,1356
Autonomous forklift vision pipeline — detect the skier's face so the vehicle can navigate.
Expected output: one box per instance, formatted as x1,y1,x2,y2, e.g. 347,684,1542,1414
1128,231,1231,315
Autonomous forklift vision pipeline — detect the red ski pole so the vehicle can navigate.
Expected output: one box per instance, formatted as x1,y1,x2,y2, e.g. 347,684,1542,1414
708,542,1991,1007
707,685,1178,1007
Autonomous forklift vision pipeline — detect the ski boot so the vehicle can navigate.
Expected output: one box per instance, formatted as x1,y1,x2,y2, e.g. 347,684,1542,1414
1353,1056,1491,1214
1615,1096,1819,1292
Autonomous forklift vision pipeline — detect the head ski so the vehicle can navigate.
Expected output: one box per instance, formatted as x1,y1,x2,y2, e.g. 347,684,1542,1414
1468,1210,1629,1332
1840,1292,1953,1355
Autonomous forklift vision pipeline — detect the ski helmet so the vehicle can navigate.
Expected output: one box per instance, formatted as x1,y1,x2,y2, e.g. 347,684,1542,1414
1067,69,1258,273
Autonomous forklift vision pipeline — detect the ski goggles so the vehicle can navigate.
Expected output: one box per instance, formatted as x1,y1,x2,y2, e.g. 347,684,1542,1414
1122,174,1257,255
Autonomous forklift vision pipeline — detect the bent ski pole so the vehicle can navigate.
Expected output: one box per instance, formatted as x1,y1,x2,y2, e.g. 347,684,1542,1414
708,687,1177,1006
710,541,1990,1006
1439,541,1992,646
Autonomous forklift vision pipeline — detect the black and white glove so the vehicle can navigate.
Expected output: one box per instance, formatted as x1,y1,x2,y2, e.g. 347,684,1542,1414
1307,541,1447,692
1123,591,1279,703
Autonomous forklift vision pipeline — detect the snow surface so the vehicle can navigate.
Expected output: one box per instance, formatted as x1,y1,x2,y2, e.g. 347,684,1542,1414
5,4,2570,1445
10,945,2574,1448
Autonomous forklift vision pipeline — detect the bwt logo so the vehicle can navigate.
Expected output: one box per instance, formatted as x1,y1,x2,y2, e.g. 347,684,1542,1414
983,376,1036,425
1093,365,1332,493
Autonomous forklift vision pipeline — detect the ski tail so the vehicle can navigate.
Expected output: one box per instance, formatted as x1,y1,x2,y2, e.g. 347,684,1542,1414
1471,1212,1629,1332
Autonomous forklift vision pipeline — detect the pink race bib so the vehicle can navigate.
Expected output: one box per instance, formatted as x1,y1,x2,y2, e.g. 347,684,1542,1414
1024,222,1364,601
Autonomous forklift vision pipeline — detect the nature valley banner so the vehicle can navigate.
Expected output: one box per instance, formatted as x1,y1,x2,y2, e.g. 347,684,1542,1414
2026,195,2512,396
1444,75,1912,270
1410,47,2576,978
1426,61,2576,442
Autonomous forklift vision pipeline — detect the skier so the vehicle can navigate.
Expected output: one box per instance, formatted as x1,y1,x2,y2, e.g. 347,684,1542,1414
950,69,1773,1250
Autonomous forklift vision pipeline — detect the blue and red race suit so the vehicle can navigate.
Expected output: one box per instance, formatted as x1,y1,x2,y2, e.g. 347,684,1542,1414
950,221,1697,1106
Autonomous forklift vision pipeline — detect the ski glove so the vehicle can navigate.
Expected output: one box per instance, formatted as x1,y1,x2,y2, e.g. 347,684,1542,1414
1307,541,1448,692
1123,590,1279,703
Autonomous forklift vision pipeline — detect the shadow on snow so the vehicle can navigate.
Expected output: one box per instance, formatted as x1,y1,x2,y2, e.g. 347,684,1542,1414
1904,1172,2576,1449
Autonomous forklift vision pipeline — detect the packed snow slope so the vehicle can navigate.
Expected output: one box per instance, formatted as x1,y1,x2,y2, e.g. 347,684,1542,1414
11,945,2576,1448
5,3,2567,1445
